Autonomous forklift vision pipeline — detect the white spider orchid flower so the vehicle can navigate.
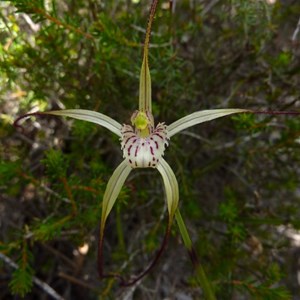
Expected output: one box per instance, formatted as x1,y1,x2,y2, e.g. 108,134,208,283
36,20,248,244
14,0,249,289
44,107,247,227
29,80,248,286
14,78,248,288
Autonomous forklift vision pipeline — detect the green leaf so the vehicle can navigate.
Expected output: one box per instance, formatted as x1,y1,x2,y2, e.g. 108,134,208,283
9,266,34,297
41,149,68,178
175,209,216,300
219,200,238,222
0,160,20,184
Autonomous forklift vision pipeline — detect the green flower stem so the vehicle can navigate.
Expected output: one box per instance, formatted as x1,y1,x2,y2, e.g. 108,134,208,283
175,209,216,300
116,204,125,251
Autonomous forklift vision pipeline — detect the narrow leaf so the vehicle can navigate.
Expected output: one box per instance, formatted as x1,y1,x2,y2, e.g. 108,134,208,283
175,209,216,300
167,109,250,138
175,209,192,250
47,109,122,137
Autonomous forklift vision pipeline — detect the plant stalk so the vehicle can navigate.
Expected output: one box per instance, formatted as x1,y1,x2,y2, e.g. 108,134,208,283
175,209,216,300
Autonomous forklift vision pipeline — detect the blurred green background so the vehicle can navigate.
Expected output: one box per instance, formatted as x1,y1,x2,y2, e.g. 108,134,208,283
1,0,300,299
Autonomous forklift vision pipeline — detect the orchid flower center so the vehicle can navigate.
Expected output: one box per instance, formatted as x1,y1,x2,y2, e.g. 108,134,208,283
121,111,169,168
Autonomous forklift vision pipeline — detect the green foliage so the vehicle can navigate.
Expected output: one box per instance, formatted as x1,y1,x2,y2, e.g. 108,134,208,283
9,243,34,297
219,196,239,223
9,266,34,297
232,113,261,132
41,149,69,178
72,119,96,141
1,0,300,298
0,160,20,184
4,0,45,18
231,0,273,49
33,216,67,241
247,284,291,300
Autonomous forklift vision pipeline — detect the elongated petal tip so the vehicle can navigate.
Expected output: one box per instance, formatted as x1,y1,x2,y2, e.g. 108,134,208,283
157,158,179,220
101,160,132,229
167,108,250,138
47,109,123,137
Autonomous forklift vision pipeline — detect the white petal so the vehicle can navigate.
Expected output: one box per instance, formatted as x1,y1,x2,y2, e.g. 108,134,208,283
156,158,179,220
101,160,132,229
47,109,122,137
167,109,249,138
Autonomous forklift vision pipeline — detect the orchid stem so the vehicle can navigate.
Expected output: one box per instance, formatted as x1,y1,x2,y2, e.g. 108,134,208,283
116,204,125,251
98,215,172,287
143,0,159,58
175,209,216,300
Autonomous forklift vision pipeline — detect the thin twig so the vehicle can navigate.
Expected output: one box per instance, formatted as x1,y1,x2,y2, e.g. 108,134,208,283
292,16,300,41
61,177,77,215
32,7,93,40
201,0,220,16
0,252,65,300
19,172,71,203
58,272,99,291
41,244,77,269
